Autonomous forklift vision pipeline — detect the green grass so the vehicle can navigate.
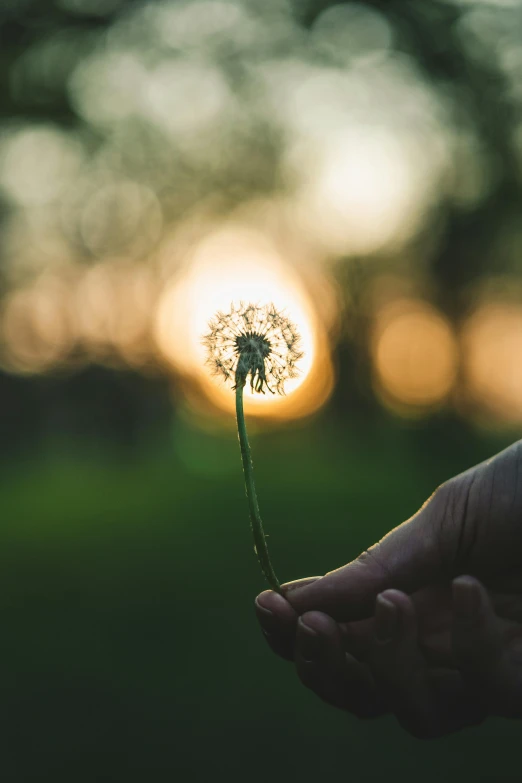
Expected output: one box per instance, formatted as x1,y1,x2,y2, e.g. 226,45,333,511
0,410,520,781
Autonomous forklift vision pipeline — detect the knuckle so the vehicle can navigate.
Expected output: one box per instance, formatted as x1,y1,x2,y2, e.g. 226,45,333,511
356,545,393,592
431,480,459,547
432,440,522,573
434,472,478,573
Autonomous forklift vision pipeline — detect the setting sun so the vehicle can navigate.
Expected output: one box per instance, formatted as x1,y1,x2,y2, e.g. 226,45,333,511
154,224,333,419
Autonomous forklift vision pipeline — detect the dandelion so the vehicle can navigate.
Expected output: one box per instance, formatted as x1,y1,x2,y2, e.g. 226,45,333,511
203,302,303,592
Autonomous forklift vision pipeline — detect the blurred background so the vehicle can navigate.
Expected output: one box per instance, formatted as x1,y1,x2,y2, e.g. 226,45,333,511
1,0,522,779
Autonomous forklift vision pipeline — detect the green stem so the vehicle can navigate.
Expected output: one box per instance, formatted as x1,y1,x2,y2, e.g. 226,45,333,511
235,384,281,594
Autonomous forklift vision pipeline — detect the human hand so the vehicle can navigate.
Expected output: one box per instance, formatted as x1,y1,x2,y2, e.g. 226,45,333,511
255,441,522,736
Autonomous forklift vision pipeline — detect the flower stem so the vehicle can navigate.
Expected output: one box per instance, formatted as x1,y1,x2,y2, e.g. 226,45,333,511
235,384,282,594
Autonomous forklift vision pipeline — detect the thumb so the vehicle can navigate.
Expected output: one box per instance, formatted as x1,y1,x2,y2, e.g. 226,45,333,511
282,483,452,622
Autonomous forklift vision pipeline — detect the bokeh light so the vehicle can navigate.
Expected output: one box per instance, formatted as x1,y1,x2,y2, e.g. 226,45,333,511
79,181,163,258
371,299,458,412
1,274,76,374
73,260,158,368
0,0,520,430
0,125,84,207
461,300,522,423
310,3,393,65
287,128,439,256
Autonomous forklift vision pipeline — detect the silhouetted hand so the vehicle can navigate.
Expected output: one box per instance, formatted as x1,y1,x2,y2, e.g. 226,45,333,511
255,441,522,737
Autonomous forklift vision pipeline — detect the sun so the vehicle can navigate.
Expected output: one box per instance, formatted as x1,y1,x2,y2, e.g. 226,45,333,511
154,223,333,419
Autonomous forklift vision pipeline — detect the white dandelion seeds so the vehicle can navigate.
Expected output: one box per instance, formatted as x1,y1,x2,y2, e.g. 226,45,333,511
203,302,303,395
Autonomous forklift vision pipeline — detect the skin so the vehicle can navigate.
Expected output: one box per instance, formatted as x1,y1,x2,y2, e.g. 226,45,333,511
255,440,522,738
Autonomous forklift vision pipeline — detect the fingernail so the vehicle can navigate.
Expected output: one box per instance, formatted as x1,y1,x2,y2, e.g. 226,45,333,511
298,617,320,662
255,596,274,618
375,595,398,643
255,596,275,633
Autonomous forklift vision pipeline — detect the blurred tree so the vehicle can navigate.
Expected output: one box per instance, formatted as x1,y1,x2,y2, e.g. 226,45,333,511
1,0,522,443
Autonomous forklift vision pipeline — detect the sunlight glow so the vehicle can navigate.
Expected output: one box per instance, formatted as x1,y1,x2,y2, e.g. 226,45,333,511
154,224,334,419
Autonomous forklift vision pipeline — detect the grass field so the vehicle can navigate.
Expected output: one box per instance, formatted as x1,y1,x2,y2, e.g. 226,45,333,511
0,408,520,781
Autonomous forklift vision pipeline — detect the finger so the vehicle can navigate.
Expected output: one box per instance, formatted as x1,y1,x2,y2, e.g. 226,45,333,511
371,589,483,738
281,484,451,622
255,591,298,661
452,576,504,702
338,617,375,660
398,585,454,667
282,577,322,595
339,586,452,664
255,579,322,661
295,611,385,718
370,590,441,737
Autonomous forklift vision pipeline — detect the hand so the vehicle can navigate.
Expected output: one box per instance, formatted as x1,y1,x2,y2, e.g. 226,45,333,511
255,441,522,736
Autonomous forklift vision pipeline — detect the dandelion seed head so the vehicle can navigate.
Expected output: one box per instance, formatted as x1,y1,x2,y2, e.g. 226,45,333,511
203,302,303,394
